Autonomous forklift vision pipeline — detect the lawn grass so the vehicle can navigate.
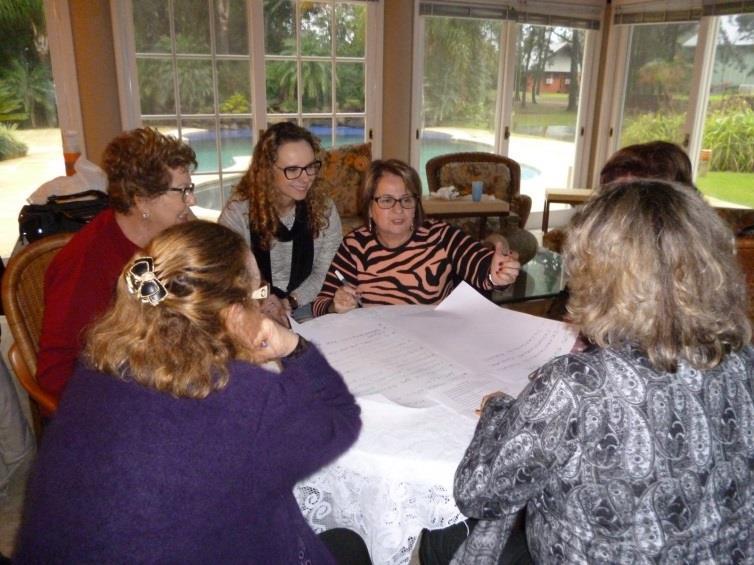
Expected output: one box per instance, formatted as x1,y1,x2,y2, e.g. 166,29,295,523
697,171,754,207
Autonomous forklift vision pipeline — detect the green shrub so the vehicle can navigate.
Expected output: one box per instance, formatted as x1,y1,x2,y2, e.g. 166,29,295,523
620,112,684,147
703,107,754,173
219,92,250,114
0,123,27,160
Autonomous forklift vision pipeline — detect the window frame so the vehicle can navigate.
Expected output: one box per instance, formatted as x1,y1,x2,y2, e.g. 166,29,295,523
110,0,383,211
410,7,602,228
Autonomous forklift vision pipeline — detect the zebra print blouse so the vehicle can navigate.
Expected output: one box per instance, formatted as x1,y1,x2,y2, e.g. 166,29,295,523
311,220,494,316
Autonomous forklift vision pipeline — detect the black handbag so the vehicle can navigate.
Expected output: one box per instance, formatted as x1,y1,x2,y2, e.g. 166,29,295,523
18,189,110,244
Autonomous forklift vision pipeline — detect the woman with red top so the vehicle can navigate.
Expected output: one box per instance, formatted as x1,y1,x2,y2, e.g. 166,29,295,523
312,159,520,317
36,127,197,407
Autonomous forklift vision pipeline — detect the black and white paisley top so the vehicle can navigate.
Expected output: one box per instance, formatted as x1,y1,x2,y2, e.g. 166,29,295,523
452,345,754,565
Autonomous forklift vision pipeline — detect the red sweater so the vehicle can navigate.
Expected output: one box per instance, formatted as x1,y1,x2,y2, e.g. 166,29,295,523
36,209,138,403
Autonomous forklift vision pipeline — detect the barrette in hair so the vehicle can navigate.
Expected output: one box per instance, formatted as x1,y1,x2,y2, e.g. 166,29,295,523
125,257,168,306
251,283,269,300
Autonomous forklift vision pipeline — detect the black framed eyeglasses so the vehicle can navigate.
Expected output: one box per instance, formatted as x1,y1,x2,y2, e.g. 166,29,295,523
373,195,417,210
274,160,322,180
166,183,195,202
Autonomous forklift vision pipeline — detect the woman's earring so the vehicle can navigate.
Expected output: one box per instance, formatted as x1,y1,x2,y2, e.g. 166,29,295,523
142,210,150,220
368,217,373,232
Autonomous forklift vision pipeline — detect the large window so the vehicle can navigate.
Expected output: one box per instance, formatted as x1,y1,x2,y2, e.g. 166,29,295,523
508,24,588,212
418,17,502,187
695,14,754,207
0,0,82,257
413,4,600,221
115,0,379,214
617,22,699,148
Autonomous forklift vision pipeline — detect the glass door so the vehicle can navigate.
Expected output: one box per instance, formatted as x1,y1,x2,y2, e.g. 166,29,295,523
417,16,504,189
695,14,754,208
507,24,588,212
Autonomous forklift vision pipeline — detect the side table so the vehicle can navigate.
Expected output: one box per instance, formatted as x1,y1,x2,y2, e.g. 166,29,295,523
541,188,593,233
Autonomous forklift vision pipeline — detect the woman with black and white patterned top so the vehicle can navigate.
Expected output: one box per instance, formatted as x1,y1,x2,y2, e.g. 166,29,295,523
451,179,754,564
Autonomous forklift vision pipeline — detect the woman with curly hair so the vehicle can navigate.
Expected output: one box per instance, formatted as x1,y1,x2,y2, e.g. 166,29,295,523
14,221,369,564
37,126,197,407
220,122,342,320
449,179,754,564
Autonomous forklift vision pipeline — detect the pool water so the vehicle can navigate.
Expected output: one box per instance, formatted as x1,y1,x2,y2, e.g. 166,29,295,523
189,130,540,210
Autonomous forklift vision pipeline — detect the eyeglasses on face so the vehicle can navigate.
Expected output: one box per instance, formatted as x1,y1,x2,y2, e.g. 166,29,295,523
373,195,417,210
274,160,322,180
166,183,196,202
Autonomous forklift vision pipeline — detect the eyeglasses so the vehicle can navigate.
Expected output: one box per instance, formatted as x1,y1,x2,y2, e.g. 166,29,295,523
167,183,195,202
274,160,322,180
373,195,417,210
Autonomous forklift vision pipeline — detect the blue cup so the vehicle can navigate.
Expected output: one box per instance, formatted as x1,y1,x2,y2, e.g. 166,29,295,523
471,180,484,202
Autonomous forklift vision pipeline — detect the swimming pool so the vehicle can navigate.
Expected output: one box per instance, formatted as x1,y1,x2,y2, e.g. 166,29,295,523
188,129,540,210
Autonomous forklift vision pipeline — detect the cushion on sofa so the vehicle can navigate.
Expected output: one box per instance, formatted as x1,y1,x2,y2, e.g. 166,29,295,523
439,162,513,201
317,142,372,219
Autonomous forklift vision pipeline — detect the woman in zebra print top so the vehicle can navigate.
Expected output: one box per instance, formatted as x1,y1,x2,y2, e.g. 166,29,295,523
312,159,520,317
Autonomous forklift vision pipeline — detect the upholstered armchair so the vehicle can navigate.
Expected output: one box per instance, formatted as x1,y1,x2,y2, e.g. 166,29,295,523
316,142,372,235
425,152,532,229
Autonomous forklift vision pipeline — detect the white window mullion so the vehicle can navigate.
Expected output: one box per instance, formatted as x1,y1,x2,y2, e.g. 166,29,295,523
249,0,267,136
571,28,601,188
110,0,141,130
685,16,719,175
365,0,383,156
495,20,517,156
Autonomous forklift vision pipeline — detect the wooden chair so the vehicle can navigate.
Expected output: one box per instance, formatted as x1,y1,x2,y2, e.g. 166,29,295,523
2,233,72,434
736,236,754,332
425,152,532,229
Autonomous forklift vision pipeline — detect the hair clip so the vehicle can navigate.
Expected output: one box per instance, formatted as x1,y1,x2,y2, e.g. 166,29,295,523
125,257,168,306
251,283,269,300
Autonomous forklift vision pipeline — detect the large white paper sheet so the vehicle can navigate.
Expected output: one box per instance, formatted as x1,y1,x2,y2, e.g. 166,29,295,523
296,283,577,416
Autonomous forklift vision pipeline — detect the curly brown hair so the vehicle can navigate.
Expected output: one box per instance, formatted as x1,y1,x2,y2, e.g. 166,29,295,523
85,221,264,399
232,122,329,249
565,179,750,372
103,127,197,214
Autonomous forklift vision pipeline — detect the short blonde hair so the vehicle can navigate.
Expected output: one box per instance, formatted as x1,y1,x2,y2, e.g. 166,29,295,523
85,221,263,398
564,179,750,372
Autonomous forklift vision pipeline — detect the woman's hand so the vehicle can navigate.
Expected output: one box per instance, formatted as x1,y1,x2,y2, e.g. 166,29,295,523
250,316,300,362
332,284,360,314
474,391,507,416
489,240,521,287
226,303,299,363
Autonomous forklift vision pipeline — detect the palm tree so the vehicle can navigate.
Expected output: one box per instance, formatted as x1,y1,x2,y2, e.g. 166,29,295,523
2,58,55,127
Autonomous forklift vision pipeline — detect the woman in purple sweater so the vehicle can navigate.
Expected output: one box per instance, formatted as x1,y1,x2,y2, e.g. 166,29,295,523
14,221,367,564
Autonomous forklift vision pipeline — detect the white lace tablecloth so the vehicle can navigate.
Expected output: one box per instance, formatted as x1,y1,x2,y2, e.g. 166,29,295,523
294,396,477,565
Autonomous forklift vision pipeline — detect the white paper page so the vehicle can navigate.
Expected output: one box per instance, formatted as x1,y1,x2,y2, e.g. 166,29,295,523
395,282,578,397
296,308,477,409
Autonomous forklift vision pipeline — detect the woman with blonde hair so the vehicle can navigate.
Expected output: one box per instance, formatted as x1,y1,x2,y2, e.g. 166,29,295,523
14,221,368,564
450,180,754,563
220,122,342,320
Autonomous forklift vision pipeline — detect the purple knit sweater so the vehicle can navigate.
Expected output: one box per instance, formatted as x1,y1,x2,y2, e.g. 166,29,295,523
14,345,361,564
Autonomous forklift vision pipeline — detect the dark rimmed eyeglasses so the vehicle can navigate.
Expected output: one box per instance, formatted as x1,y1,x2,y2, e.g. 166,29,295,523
166,183,196,202
373,195,417,210
274,160,322,180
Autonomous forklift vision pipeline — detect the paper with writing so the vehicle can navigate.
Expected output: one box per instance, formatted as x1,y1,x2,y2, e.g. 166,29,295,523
296,282,577,416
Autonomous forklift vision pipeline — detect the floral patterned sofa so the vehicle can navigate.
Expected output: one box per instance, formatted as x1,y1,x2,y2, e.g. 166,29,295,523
317,142,372,236
425,152,532,234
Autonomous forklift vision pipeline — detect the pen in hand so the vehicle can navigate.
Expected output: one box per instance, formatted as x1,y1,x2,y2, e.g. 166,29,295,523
334,269,363,308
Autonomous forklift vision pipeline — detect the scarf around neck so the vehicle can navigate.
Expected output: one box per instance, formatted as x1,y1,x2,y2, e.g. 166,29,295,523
249,200,314,299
